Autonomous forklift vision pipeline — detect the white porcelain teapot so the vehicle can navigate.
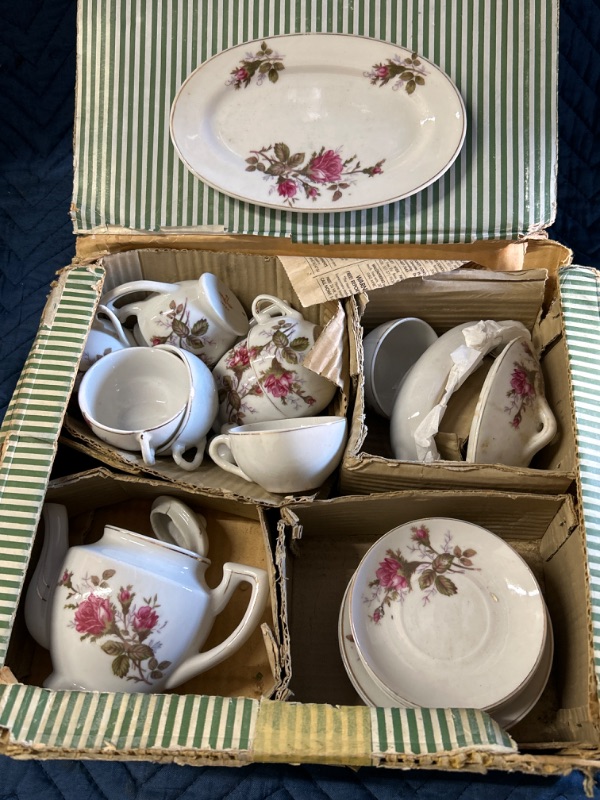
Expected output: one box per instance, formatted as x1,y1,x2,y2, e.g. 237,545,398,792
24,504,269,693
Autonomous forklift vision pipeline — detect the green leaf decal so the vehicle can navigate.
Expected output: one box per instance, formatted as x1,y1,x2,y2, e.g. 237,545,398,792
289,336,309,351
432,553,454,573
192,318,209,336
101,640,126,657
102,569,116,580
274,142,290,162
435,575,458,597
272,329,290,347
112,654,131,678
129,644,154,662
172,319,190,337
418,570,435,590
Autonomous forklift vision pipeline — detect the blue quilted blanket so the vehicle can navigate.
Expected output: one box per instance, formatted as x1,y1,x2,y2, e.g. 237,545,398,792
1,0,599,796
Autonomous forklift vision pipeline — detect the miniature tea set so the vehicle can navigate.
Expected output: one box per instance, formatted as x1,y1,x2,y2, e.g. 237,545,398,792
339,517,553,728
24,498,268,693
76,274,344,492
363,316,557,467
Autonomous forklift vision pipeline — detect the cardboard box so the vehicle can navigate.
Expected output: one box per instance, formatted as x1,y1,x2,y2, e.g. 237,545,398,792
340,255,578,495
273,489,600,770
59,248,350,506
5,0,600,784
0,467,282,762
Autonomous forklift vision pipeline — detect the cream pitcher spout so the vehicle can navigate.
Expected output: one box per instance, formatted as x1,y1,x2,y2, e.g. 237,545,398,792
24,503,70,650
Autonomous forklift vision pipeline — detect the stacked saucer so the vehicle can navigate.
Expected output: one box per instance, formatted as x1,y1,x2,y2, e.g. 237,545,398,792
339,517,553,729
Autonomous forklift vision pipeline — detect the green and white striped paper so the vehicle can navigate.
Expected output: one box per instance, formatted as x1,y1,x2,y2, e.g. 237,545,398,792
72,0,557,244
559,267,600,696
0,685,258,754
0,266,103,661
370,707,515,756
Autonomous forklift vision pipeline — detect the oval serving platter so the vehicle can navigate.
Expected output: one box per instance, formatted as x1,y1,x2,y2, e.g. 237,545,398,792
170,34,467,213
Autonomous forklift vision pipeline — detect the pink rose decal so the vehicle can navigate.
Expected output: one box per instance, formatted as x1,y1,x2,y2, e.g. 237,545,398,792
234,67,249,82
227,343,251,370
505,358,538,428
132,605,159,632
263,370,295,399
277,179,297,199
74,594,114,636
375,557,409,591
307,149,343,183
365,526,480,621
510,366,535,398
60,570,170,686
246,142,384,206
375,65,390,79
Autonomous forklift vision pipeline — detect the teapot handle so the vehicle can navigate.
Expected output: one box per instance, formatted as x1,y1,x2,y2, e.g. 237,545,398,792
101,280,178,322
164,563,269,689
251,294,303,325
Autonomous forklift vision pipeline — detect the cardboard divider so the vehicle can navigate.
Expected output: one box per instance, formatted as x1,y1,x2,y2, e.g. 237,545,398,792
340,267,577,496
7,468,281,701
273,490,599,750
60,250,351,506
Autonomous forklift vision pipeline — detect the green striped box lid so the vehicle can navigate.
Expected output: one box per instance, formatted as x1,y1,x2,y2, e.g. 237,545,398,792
559,267,600,695
72,0,557,244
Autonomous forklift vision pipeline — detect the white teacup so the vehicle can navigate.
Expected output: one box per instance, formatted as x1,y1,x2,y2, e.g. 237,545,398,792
78,345,218,469
208,416,347,494
101,272,249,368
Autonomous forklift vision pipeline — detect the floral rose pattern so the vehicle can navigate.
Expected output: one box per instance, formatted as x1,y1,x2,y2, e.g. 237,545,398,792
365,524,479,622
217,320,318,425
59,569,171,686
364,51,428,95
504,341,538,429
149,298,216,365
245,143,385,207
227,40,285,89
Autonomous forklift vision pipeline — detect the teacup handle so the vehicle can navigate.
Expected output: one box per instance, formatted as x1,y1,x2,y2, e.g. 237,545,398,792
102,280,178,321
522,396,558,464
164,562,269,690
208,434,253,483
171,437,207,471
137,431,158,466
251,294,303,325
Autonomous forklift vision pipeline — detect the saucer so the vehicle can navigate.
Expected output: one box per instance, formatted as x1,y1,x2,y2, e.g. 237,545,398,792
339,573,402,706
489,609,554,730
349,517,547,710
466,336,558,466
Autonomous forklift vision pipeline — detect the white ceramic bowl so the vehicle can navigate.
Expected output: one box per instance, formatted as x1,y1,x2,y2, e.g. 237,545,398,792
390,320,530,461
349,517,547,711
362,317,438,418
466,335,557,467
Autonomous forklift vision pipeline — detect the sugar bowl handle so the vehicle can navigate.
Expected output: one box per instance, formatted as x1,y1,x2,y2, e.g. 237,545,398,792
251,294,304,325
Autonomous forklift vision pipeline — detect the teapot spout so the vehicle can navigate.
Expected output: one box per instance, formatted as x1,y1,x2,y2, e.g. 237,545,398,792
24,504,70,650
